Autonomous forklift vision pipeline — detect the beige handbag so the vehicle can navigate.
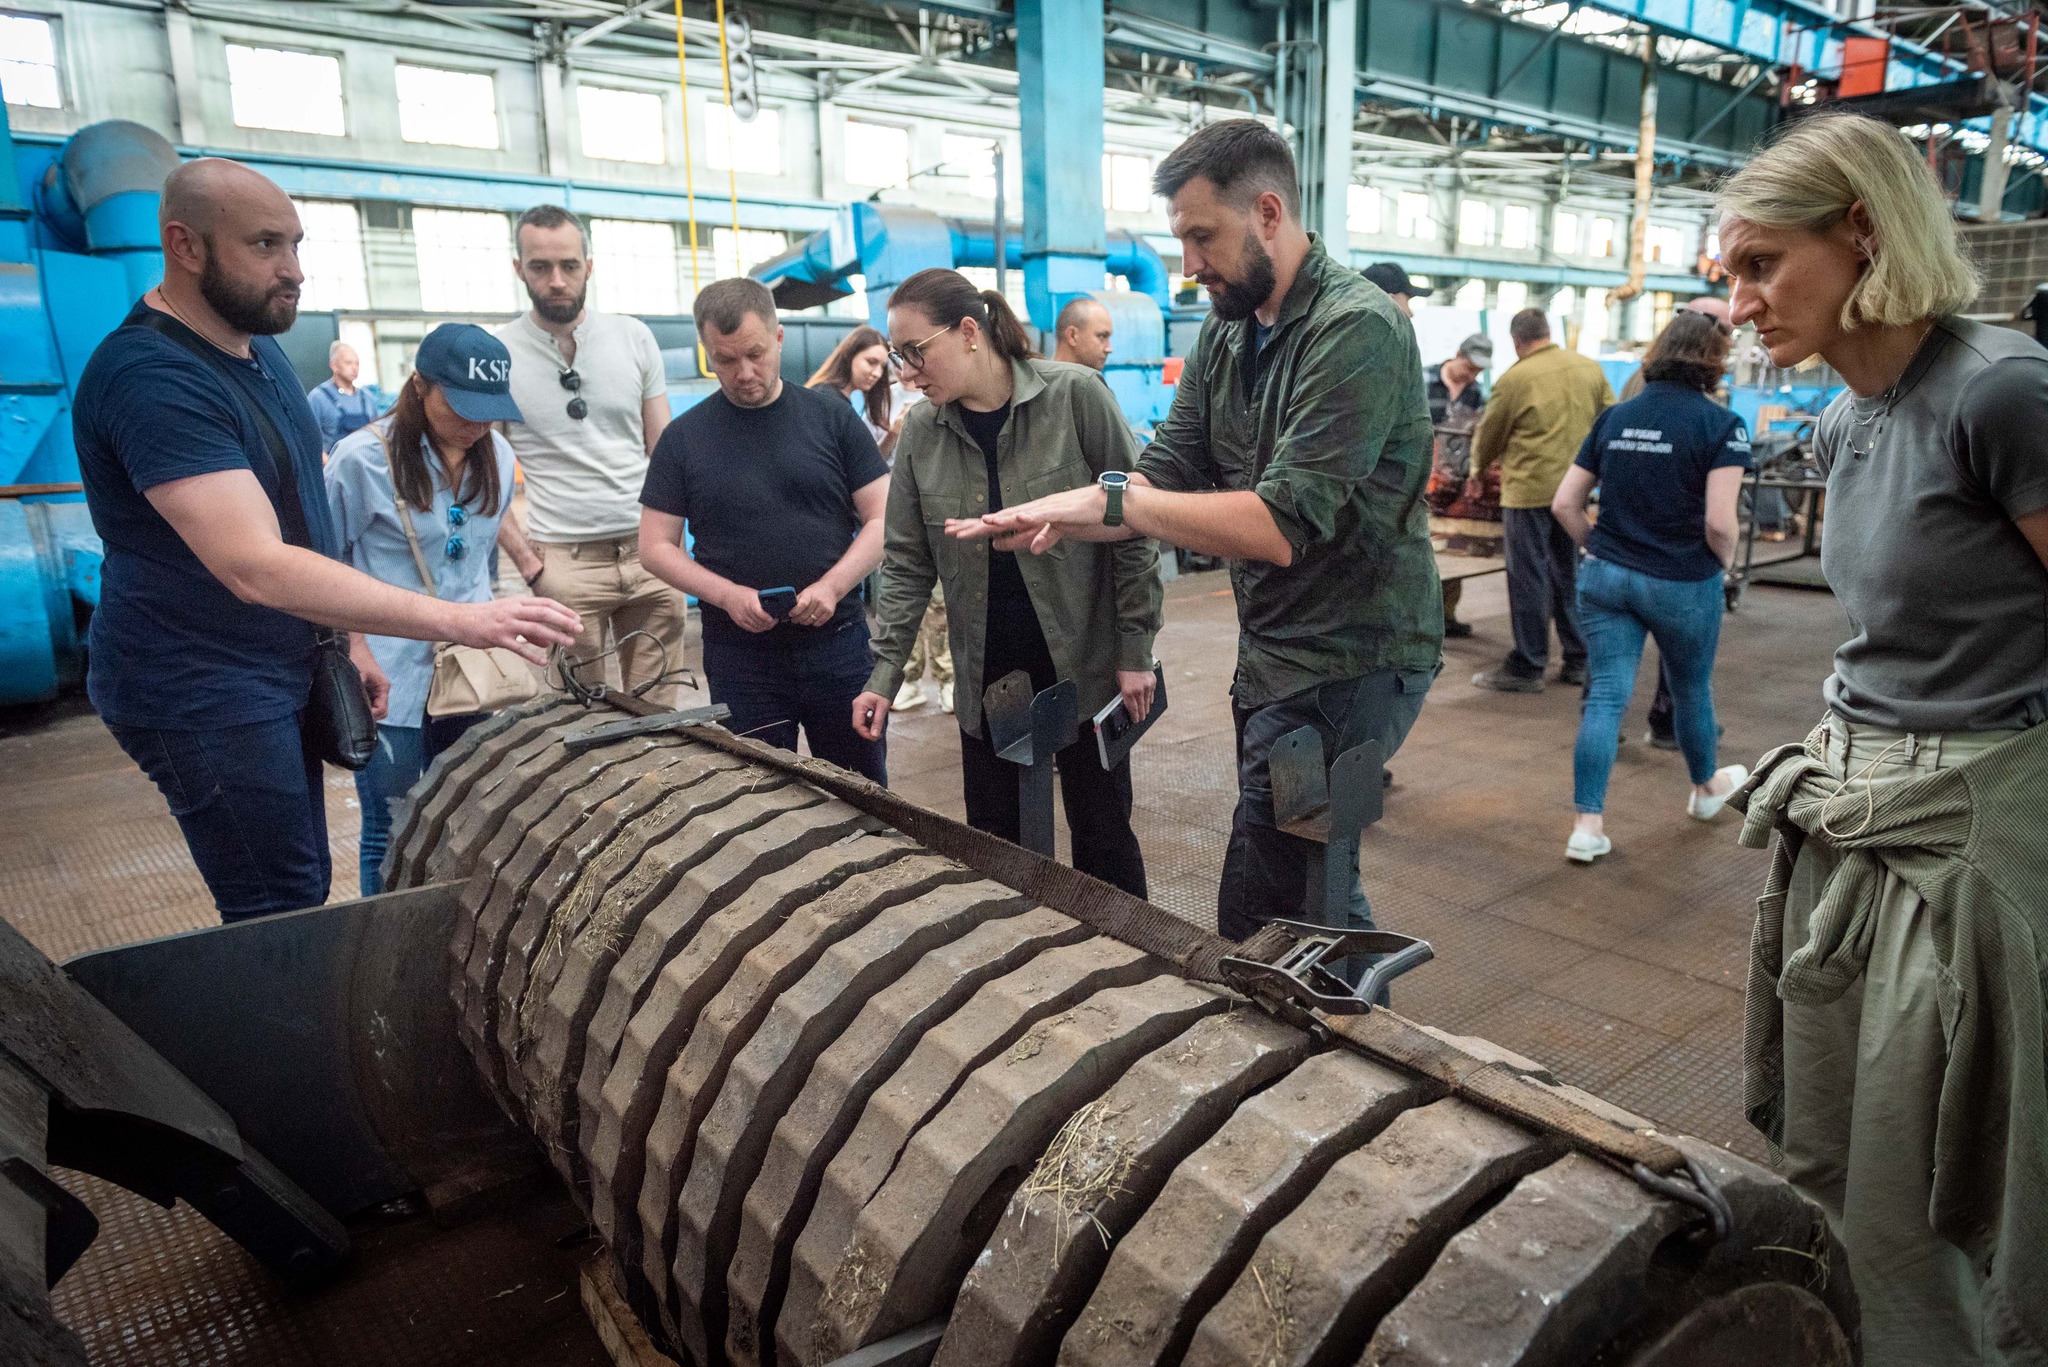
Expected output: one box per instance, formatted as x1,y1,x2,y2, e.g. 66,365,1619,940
393,492,541,718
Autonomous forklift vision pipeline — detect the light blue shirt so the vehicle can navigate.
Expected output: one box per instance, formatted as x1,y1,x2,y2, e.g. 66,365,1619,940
326,416,516,729
308,379,385,451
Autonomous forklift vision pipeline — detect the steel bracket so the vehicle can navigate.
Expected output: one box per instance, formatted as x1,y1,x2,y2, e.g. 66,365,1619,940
1269,728,1385,922
982,670,1077,858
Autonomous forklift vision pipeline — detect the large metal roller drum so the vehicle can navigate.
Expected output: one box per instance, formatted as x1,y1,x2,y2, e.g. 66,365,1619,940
387,708,1861,1367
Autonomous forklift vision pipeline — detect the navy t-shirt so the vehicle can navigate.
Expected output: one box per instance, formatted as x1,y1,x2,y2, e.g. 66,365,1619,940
1575,382,1752,582
75,302,339,729
640,380,889,646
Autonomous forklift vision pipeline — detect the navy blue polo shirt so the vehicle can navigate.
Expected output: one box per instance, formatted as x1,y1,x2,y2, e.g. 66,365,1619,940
1575,381,1752,582
75,301,339,729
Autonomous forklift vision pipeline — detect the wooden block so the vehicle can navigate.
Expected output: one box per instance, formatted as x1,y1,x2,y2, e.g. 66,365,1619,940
1060,1050,1431,1367
581,1254,682,1367
808,976,1230,1361
1183,1099,1557,1367
725,908,1090,1367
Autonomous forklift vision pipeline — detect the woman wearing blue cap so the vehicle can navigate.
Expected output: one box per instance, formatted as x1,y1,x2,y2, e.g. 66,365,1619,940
326,323,535,893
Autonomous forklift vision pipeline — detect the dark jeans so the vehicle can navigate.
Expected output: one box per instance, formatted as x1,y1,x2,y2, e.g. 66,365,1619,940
958,723,1146,898
356,712,485,895
1574,557,1725,812
703,618,887,785
108,711,330,923
1219,668,1434,979
1501,505,1585,678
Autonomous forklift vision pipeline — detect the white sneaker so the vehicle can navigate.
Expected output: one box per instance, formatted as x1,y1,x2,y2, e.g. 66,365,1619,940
1687,764,1751,822
1566,830,1612,863
893,681,927,711
938,682,955,714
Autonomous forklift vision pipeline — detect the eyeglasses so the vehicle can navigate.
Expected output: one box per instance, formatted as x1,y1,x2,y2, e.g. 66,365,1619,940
446,503,468,561
888,323,957,372
559,367,587,421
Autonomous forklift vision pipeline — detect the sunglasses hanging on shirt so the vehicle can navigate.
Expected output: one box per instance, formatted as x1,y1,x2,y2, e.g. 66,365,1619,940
446,503,468,561
559,367,587,421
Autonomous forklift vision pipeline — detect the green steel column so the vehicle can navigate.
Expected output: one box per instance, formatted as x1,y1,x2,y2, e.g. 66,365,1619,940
1016,0,1106,330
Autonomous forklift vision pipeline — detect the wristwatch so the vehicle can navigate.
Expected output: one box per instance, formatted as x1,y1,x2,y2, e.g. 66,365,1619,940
1099,470,1131,528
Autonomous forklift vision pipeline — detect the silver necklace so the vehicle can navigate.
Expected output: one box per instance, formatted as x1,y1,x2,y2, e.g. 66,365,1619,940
1843,388,1895,460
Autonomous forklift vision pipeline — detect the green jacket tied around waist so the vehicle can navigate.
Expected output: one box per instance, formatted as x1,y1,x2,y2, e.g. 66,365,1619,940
1734,718,2048,1362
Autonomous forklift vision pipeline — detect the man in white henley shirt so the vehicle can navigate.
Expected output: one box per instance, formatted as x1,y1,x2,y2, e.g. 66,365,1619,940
493,204,683,703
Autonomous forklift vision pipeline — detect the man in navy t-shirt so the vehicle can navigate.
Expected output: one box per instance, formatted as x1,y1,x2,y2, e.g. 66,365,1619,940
639,278,890,782
76,158,578,921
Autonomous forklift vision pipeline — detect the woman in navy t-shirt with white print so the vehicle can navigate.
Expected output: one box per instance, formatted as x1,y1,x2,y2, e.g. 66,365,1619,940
1551,311,1753,862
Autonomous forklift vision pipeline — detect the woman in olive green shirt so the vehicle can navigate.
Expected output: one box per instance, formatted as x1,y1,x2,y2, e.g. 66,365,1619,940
850,268,1163,894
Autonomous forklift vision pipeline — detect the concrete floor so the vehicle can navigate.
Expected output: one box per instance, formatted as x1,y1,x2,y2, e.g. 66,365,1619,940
0,566,1849,1363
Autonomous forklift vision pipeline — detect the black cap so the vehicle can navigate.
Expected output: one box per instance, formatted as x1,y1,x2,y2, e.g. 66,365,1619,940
1362,262,1431,299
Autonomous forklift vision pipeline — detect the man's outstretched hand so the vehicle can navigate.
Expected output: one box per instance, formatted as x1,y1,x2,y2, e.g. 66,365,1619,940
946,483,1122,554
448,597,583,665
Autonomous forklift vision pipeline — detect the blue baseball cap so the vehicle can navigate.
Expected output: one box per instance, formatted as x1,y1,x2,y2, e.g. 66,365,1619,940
412,323,522,423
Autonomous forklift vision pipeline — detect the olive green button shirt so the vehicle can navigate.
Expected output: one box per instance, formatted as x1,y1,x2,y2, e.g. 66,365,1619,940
1135,237,1442,709
866,357,1162,737
1470,341,1616,509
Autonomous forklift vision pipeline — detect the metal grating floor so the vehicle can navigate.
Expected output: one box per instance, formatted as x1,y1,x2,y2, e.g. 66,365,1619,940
0,567,1852,1362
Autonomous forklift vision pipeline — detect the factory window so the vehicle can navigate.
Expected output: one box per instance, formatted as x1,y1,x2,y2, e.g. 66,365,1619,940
1589,216,1617,257
1396,191,1432,239
1500,204,1533,250
1496,280,1529,315
712,226,786,280
1646,221,1687,264
1552,210,1579,255
579,85,666,165
1580,285,1611,354
1454,278,1487,310
412,207,516,314
843,119,910,189
227,44,345,137
940,133,997,198
705,102,783,176
1103,153,1152,213
1406,274,1432,308
1552,284,1577,319
291,199,369,312
1458,200,1493,248
0,15,60,109
1346,185,1381,235
592,218,680,316
396,64,500,150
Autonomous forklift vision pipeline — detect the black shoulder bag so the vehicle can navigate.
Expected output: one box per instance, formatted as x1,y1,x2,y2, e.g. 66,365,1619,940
131,310,377,770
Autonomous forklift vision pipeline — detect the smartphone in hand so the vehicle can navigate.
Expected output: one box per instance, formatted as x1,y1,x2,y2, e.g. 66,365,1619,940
758,586,797,621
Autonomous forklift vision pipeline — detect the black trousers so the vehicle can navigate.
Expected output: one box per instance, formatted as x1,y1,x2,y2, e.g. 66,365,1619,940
1501,505,1586,677
958,723,1147,898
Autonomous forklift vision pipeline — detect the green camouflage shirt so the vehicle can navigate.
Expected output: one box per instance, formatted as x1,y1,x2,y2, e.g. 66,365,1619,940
1137,237,1443,707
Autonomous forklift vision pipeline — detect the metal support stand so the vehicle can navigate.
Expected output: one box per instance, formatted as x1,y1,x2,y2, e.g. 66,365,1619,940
1269,726,1384,923
981,670,1076,858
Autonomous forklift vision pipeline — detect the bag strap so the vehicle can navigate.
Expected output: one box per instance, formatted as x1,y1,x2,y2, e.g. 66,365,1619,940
371,426,440,598
129,308,315,552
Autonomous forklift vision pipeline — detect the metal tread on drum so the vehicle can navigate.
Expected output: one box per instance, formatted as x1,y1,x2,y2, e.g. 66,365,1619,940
383,696,1861,1367
8,691,1855,1367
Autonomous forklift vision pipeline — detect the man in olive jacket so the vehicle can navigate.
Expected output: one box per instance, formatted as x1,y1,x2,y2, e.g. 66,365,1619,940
960,119,1443,975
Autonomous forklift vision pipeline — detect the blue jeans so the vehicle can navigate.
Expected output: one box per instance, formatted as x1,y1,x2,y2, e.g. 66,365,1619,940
107,711,330,923
355,712,485,895
702,618,887,785
1219,667,1435,984
1573,557,1725,813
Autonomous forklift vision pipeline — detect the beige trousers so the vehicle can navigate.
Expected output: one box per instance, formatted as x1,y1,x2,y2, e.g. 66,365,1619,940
1780,715,2024,1367
901,585,953,688
531,534,688,708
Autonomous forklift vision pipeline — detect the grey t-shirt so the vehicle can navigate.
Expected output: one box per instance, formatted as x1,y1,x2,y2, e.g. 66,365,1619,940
1814,317,2048,731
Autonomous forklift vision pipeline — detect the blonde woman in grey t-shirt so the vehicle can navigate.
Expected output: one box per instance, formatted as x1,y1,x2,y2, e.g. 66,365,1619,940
1719,113,2048,1367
